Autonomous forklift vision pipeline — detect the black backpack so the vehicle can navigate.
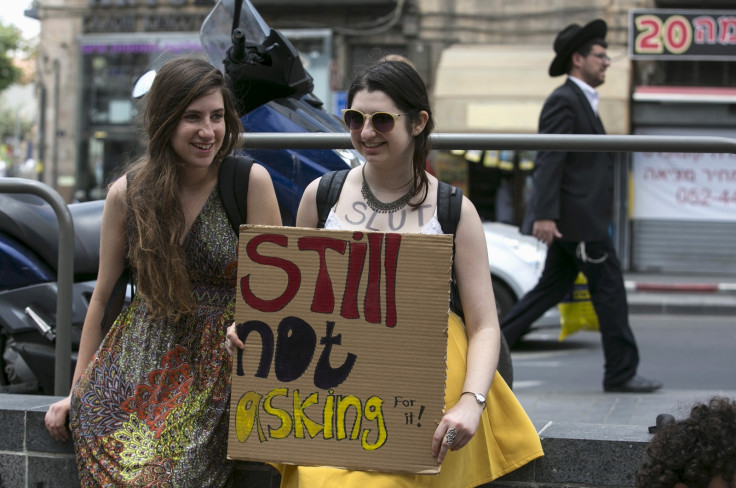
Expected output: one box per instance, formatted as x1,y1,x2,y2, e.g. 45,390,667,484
101,155,253,332
315,169,465,318
218,155,253,235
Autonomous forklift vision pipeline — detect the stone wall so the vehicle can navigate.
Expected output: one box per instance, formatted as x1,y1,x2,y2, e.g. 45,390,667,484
0,394,79,487
1,394,650,488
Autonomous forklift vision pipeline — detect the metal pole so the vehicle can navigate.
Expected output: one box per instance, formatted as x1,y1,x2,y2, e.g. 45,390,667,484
52,59,60,189
0,178,74,395
37,77,47,182
239,132,736,154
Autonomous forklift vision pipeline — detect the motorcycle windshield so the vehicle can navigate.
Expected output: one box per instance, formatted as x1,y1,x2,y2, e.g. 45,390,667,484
200,0,271,72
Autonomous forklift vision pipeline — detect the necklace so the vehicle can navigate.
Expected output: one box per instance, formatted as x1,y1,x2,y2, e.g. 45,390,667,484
361,165,413,214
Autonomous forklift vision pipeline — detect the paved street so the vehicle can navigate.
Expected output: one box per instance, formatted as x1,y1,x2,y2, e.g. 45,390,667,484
509,313,736,428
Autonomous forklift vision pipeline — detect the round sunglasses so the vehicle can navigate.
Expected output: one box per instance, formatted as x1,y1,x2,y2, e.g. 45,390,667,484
341,109,409,134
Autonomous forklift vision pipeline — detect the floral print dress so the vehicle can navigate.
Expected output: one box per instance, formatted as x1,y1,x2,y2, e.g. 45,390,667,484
70,188,237,487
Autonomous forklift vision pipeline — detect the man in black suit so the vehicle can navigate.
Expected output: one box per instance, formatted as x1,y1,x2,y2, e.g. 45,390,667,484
500,19,661,393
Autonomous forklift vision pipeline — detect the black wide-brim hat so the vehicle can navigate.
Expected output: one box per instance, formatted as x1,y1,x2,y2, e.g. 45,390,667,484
548,19,607,77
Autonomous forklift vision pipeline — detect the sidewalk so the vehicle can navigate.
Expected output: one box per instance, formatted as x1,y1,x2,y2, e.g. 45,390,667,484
516,271,736,429
515,388,736,430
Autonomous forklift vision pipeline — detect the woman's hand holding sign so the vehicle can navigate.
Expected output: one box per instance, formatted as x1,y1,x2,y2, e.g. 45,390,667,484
225,322,242,357
432,393,484,463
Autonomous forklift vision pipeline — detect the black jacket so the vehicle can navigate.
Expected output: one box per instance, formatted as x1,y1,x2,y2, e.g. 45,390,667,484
521,78,614,242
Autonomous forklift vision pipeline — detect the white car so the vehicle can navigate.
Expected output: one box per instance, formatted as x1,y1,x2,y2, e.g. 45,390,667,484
483,222,559,327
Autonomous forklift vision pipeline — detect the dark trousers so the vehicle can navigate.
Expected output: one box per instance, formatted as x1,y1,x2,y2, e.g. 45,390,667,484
500,238,639,387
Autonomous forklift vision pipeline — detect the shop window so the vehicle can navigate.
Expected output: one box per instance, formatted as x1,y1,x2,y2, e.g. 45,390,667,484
77,34,205,200
637,60,736,87
432,150,535,225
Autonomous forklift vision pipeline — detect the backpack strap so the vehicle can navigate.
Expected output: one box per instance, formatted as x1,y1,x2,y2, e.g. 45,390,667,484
437,181,463,235
219,154,254,235
436,181,465,319
316,169,350,229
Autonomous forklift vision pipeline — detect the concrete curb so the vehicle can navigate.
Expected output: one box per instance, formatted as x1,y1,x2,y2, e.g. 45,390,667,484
623,277,736,315
625,280,736,293
1,394,648,488
627,291,736,315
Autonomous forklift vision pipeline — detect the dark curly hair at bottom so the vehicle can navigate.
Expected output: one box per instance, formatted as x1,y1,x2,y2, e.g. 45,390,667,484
635,396,736,488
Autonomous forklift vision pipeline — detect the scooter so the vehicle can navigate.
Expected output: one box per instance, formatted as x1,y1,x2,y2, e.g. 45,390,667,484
201,0,362,224
0,193,101,394
0,0,358,395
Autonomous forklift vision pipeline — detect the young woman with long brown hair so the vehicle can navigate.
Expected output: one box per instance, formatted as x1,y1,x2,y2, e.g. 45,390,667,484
45,56,281,486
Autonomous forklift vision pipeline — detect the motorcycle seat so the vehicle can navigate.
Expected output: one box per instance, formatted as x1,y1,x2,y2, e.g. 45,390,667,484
0,193,103,280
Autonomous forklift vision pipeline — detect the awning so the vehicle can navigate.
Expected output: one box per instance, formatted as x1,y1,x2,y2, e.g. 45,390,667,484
433,44,632,134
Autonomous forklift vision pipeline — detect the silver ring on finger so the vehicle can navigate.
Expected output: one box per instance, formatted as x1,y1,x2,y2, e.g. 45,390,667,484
445,427,457,446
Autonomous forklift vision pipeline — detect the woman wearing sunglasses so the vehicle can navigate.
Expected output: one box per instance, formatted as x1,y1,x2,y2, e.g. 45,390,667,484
273,59,543,487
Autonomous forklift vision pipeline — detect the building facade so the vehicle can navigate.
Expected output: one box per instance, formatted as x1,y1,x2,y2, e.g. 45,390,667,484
29,0,736,272
32,0,647,200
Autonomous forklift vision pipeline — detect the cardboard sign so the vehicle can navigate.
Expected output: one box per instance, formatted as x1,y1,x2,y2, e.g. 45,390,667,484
228,225,453,474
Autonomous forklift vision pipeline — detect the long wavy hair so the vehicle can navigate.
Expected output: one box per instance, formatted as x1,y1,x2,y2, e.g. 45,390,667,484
347,59,434,207
125,57,242,321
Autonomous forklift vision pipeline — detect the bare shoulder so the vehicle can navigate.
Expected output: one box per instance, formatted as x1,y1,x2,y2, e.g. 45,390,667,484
454,195,490,275
249,163,274,186
105,175,128,214
457,194,484,239
245,163,281,225
460,194,480,218
302,176,321,200
246,163,277,201
99,176,128,243
296,177,321,228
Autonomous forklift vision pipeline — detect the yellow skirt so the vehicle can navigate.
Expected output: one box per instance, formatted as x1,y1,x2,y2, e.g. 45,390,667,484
274,312,543,488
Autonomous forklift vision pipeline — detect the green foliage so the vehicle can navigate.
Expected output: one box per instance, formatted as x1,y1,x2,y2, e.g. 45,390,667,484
0,107,33,142
0,22,23,92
